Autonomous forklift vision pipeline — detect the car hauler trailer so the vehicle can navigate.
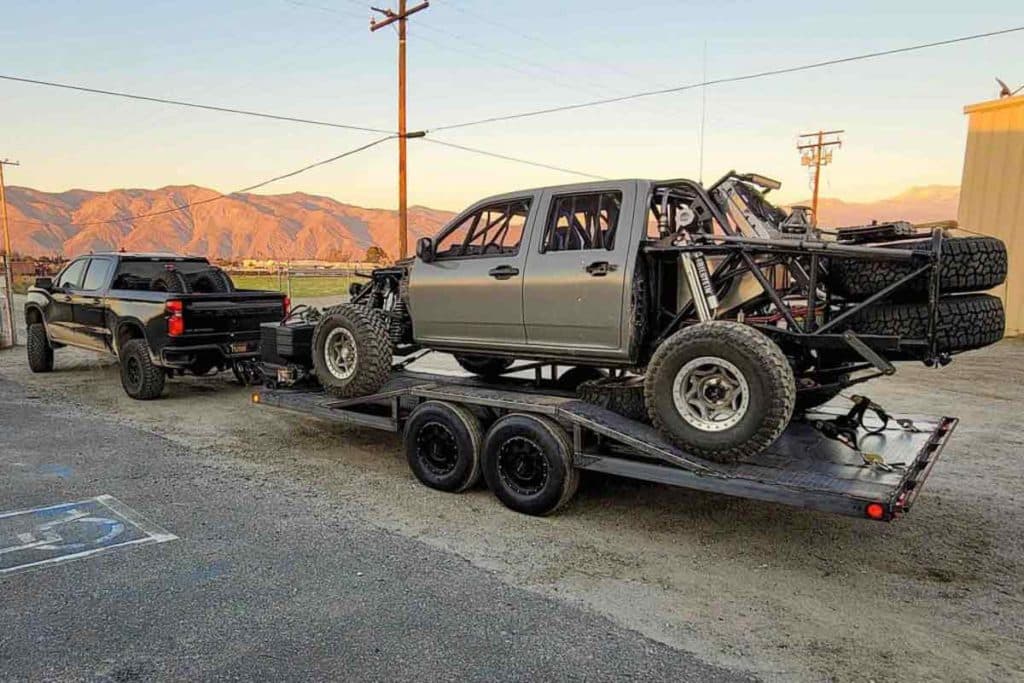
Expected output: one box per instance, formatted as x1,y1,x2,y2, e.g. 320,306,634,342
251,368,956,521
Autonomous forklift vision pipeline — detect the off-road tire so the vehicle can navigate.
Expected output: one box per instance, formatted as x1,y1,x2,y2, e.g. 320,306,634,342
644,322,795,463
845,293,1004,355
556,366,607,391
577,376,647,421
827,236,1007,300
404,401,483,493
188,267,234,293
119,339,166,400
481,413,579,516
312,303,392,398
150,270,188,293
455,355,514,378
26,323,54,373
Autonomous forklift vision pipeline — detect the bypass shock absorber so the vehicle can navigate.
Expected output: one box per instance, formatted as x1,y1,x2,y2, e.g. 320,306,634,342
659,191,718,322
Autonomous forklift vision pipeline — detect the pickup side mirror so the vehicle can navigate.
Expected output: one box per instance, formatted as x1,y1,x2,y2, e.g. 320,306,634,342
34,277,53,291
416,236,436,263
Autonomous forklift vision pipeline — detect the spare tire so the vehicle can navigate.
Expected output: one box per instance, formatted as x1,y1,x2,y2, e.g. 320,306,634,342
577,377,647,421
827,236,1007,300
150,269,188,293
455,355,514,378
189,267,234,293
845,293,1004,356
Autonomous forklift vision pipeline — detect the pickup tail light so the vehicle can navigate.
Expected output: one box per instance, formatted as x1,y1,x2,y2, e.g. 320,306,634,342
166,299,185,336
283,296,291,318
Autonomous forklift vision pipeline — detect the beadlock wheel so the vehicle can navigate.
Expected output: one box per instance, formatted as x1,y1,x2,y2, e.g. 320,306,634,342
323,327,358,380
671,356,751,432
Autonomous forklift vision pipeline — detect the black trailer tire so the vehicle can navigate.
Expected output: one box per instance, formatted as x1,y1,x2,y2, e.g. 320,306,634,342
455,354,515,378
827,236,1007,300
312,304,392,398
26,323,54,373
405,401,483,493
845,293,1004,355
556,366,607,390
150,269,188,293
577,377,647,421
119,339,166,400
482,413,579,516
644,322,795,463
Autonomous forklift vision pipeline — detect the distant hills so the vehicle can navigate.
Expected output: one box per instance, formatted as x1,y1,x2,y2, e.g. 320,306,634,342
4,183,960,259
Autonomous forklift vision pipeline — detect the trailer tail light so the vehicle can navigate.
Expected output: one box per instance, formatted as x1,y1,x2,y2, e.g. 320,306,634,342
166,299,185,336
865,503,886,521
283,296,291,318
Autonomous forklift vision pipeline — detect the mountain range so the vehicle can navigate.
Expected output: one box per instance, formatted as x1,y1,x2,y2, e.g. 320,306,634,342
3,183,960,260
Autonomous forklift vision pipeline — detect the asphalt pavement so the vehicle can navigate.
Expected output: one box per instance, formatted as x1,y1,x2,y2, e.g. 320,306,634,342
0,378,747,681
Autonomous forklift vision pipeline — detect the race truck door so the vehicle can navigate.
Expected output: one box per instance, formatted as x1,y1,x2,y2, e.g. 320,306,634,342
523,182,637,351
410,195,535,347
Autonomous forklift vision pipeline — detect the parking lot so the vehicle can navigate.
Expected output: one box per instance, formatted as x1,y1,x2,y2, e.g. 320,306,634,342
2,294,1023,681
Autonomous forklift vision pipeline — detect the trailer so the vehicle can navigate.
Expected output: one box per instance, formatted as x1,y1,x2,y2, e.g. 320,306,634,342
251,368,957,521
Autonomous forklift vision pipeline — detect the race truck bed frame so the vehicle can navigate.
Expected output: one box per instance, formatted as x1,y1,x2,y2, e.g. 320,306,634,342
252,369,957,522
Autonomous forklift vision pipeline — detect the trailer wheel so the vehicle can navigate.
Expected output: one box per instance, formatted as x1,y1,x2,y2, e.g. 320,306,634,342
482,414,579,516
312,304,392,398
404,401,483,493
644,322,795,463
455,354,514,378
119,339,166,400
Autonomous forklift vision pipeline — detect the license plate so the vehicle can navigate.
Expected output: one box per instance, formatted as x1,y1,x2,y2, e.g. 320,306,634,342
230,342,250,354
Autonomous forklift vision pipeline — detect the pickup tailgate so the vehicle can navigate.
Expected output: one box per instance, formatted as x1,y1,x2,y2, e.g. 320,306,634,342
182,293,286,336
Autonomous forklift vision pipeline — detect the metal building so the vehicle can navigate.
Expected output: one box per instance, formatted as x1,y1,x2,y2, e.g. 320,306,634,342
958,94,1024,336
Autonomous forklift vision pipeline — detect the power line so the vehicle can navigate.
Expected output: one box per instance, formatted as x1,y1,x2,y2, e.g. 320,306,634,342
429,24,1024,133
0,74,395,134
419,138,606,180
11,136,396,228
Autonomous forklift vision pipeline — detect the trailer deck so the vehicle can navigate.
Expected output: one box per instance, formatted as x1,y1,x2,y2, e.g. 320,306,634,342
252,370,957,521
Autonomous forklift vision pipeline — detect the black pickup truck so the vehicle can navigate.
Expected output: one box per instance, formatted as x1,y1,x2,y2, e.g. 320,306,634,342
23,253,287,399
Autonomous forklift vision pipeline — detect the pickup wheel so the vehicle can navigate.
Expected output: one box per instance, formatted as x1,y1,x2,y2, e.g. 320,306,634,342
482,413,579,516
119,339,166,400
404,401,483,493
455,355,514,378
312,304,392,398
644,322,795,463
26,323,54,373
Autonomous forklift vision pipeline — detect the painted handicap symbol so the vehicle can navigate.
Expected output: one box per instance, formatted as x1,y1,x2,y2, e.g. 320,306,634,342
0,508,125,556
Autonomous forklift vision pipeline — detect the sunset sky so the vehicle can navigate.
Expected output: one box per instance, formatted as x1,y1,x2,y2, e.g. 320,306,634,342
1,0,1022,211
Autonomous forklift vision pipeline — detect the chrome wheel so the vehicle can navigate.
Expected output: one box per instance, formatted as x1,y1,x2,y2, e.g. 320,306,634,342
324,327,358,380
671,356,750,432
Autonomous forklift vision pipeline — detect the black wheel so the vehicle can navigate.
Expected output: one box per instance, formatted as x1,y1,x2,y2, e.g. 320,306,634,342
404,401,483,493
827,235,1007,300
644,322,796,463
844,293,1004,357
455,354,514,378
26,323,54,373
150,270,188,293
188,267,234,293
577,376,647,421
119,339,166,400
556,366,607,390
312,303,392,398
482,413,579,516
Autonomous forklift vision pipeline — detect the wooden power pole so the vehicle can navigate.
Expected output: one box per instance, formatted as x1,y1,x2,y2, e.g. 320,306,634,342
797,130,843,226
371,0,429,260
0,158,19,348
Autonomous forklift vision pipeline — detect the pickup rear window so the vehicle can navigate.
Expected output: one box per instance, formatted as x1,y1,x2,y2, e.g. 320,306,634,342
111,260,213,291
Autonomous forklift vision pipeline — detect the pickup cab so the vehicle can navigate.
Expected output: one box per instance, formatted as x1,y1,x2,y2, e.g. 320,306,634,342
24,252,287,399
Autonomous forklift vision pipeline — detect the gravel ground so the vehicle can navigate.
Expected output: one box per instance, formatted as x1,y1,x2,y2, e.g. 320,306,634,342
3,294,1023,681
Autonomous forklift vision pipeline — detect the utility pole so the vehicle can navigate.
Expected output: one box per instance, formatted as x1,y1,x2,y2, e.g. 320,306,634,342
0,158,20,348
371,0,429,260
797,130,843,226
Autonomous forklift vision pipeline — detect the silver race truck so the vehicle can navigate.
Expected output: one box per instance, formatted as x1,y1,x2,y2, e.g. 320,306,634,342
310,172,1007,463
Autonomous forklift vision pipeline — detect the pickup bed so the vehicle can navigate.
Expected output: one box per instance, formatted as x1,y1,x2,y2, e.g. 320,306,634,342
24,252,286,399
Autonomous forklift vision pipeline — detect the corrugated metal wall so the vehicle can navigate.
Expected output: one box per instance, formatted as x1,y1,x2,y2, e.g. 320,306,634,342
958,95,1024,336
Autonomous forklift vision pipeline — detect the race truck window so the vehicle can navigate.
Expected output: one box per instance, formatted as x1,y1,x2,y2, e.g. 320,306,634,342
435,199,532,259
543,191,621,252
55,258,88,289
